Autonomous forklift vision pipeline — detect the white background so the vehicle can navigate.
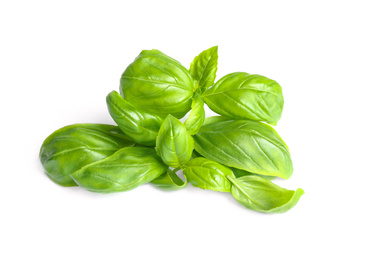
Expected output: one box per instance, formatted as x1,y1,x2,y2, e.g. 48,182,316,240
1,0,377,259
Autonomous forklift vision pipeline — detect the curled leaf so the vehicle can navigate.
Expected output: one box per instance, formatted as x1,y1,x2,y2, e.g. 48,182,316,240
151,169,187,191
227,175,304,213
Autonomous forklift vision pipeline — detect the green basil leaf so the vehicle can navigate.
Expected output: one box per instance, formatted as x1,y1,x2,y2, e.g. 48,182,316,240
189,46,218,94
39,124,135,187
151,168,187,191
183,157,234,192
120,49,195,119
184,93,205,135
193,119,293,179
231,167,276,181
106,90,164,146
156,115,194,168
202,73,284,125
227,175,304,213
71,147,167,193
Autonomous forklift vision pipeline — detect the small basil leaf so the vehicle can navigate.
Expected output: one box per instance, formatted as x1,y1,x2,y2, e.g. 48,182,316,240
120,49,195,118
227,175,304,213
184,93,205,135
156,115,194,168
151,169,187,191
183,157,234,192
39,124,135,187
189,46,218,94
106,90,164,146
231,167,276,181
193,119,293,179
202,73,284,125
71,147,167,193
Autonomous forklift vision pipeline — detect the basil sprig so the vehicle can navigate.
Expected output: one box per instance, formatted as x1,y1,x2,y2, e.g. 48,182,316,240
40,46,304,214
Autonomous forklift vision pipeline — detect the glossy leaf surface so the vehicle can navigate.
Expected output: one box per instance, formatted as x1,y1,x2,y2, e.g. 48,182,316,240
184,93,205,135
227,175,304,213
189,46,218,94
202,73,284,125
156,115,194,168
39,124,134,187
183,157,234,192
120,49,195,118
106,90,164,146
71,147,167,193
151,169,187,191
193,118,293,179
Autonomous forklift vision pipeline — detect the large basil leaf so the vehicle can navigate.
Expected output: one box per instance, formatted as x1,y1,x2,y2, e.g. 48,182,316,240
192,132,276,181
156,115,194,168
151,169,187,191
231,167,276,181
227,175,304,213
184,93,205,135
39,124,135,187
193,118,293,179
183,157,234,192
71,147,167,193
120,49,195,118
202,73,284,125
189,46,218,94
106,90,164,146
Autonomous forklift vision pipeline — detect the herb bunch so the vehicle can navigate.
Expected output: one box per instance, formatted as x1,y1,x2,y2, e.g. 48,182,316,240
40,46,304,214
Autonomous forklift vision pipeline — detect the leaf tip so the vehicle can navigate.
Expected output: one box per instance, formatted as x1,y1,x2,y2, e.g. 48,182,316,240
296,188,305,196
164,114,177,122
